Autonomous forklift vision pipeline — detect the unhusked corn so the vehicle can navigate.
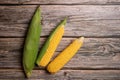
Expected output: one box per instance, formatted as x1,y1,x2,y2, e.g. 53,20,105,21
47,37,84,73
23,7,41,78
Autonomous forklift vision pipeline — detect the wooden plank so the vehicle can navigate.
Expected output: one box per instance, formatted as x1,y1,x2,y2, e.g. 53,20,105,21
0,0,18,4
0,69,120,80
23,0,120,5
0,0,120,5
0,5,120,37
0,5,120,24
0,20,120,37
0,38,120,69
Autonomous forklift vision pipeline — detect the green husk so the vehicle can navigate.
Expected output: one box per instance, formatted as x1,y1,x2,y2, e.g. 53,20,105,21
36,18,67,66
23,6,42,78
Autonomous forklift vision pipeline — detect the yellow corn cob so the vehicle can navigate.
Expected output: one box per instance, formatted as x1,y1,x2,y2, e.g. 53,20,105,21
39,26,64,67
47,37,84,73
36,19,66,67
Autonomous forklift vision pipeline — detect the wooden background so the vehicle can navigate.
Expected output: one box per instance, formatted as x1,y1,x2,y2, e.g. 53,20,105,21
0,0,120,80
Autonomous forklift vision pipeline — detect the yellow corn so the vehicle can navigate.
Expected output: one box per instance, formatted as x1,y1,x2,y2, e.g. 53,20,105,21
39,26,64,67
47,37,84,73
36,18,66,67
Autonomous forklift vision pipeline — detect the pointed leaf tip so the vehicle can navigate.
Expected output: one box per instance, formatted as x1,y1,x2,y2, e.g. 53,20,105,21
63,17,67,25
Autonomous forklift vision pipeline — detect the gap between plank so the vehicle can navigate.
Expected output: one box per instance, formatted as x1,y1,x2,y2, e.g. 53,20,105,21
1,4,120,6
0,36,120,38
1,67,120,70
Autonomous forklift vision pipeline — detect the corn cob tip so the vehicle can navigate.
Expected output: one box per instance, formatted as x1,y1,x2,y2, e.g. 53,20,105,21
78,37,84,42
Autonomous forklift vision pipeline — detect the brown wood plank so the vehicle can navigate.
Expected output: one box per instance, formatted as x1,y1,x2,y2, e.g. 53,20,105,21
0,20,120,37
1,5,120,37
0,0,18,4
0,5,120,24
0,69,120,80
0,0,120,5
0,38,120,69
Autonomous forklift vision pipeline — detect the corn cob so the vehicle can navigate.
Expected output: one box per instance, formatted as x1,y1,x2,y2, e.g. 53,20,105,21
36,18,66,67
23,7,41,78
47,37,84,73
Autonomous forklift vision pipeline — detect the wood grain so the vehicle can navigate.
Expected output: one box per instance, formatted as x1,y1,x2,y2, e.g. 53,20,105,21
0,20,120,37
0,38,120,69
0,5,120,24
0,69,120,80
0,0,120,5
0,5,120,37
0,1,120,80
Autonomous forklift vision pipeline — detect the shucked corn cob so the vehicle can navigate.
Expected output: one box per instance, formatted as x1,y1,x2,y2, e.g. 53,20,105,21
36,18,67,67
47,37,84,73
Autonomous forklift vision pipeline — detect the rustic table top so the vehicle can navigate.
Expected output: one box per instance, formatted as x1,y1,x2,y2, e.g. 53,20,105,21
0,0,120,80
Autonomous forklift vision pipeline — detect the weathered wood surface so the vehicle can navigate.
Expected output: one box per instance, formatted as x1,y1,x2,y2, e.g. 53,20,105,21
0,20,120,37
0,0,120,5
0,0,120,79
0,5,120,24
0,38,120,69
0,69,120,80
0,5,120,37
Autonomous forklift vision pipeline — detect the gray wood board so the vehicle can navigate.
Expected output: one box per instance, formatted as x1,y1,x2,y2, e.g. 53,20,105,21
0,20,120,37
0,5,120,24
0,38,120,69
0,69,120,80
0,5,120,37
0,0,120,5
